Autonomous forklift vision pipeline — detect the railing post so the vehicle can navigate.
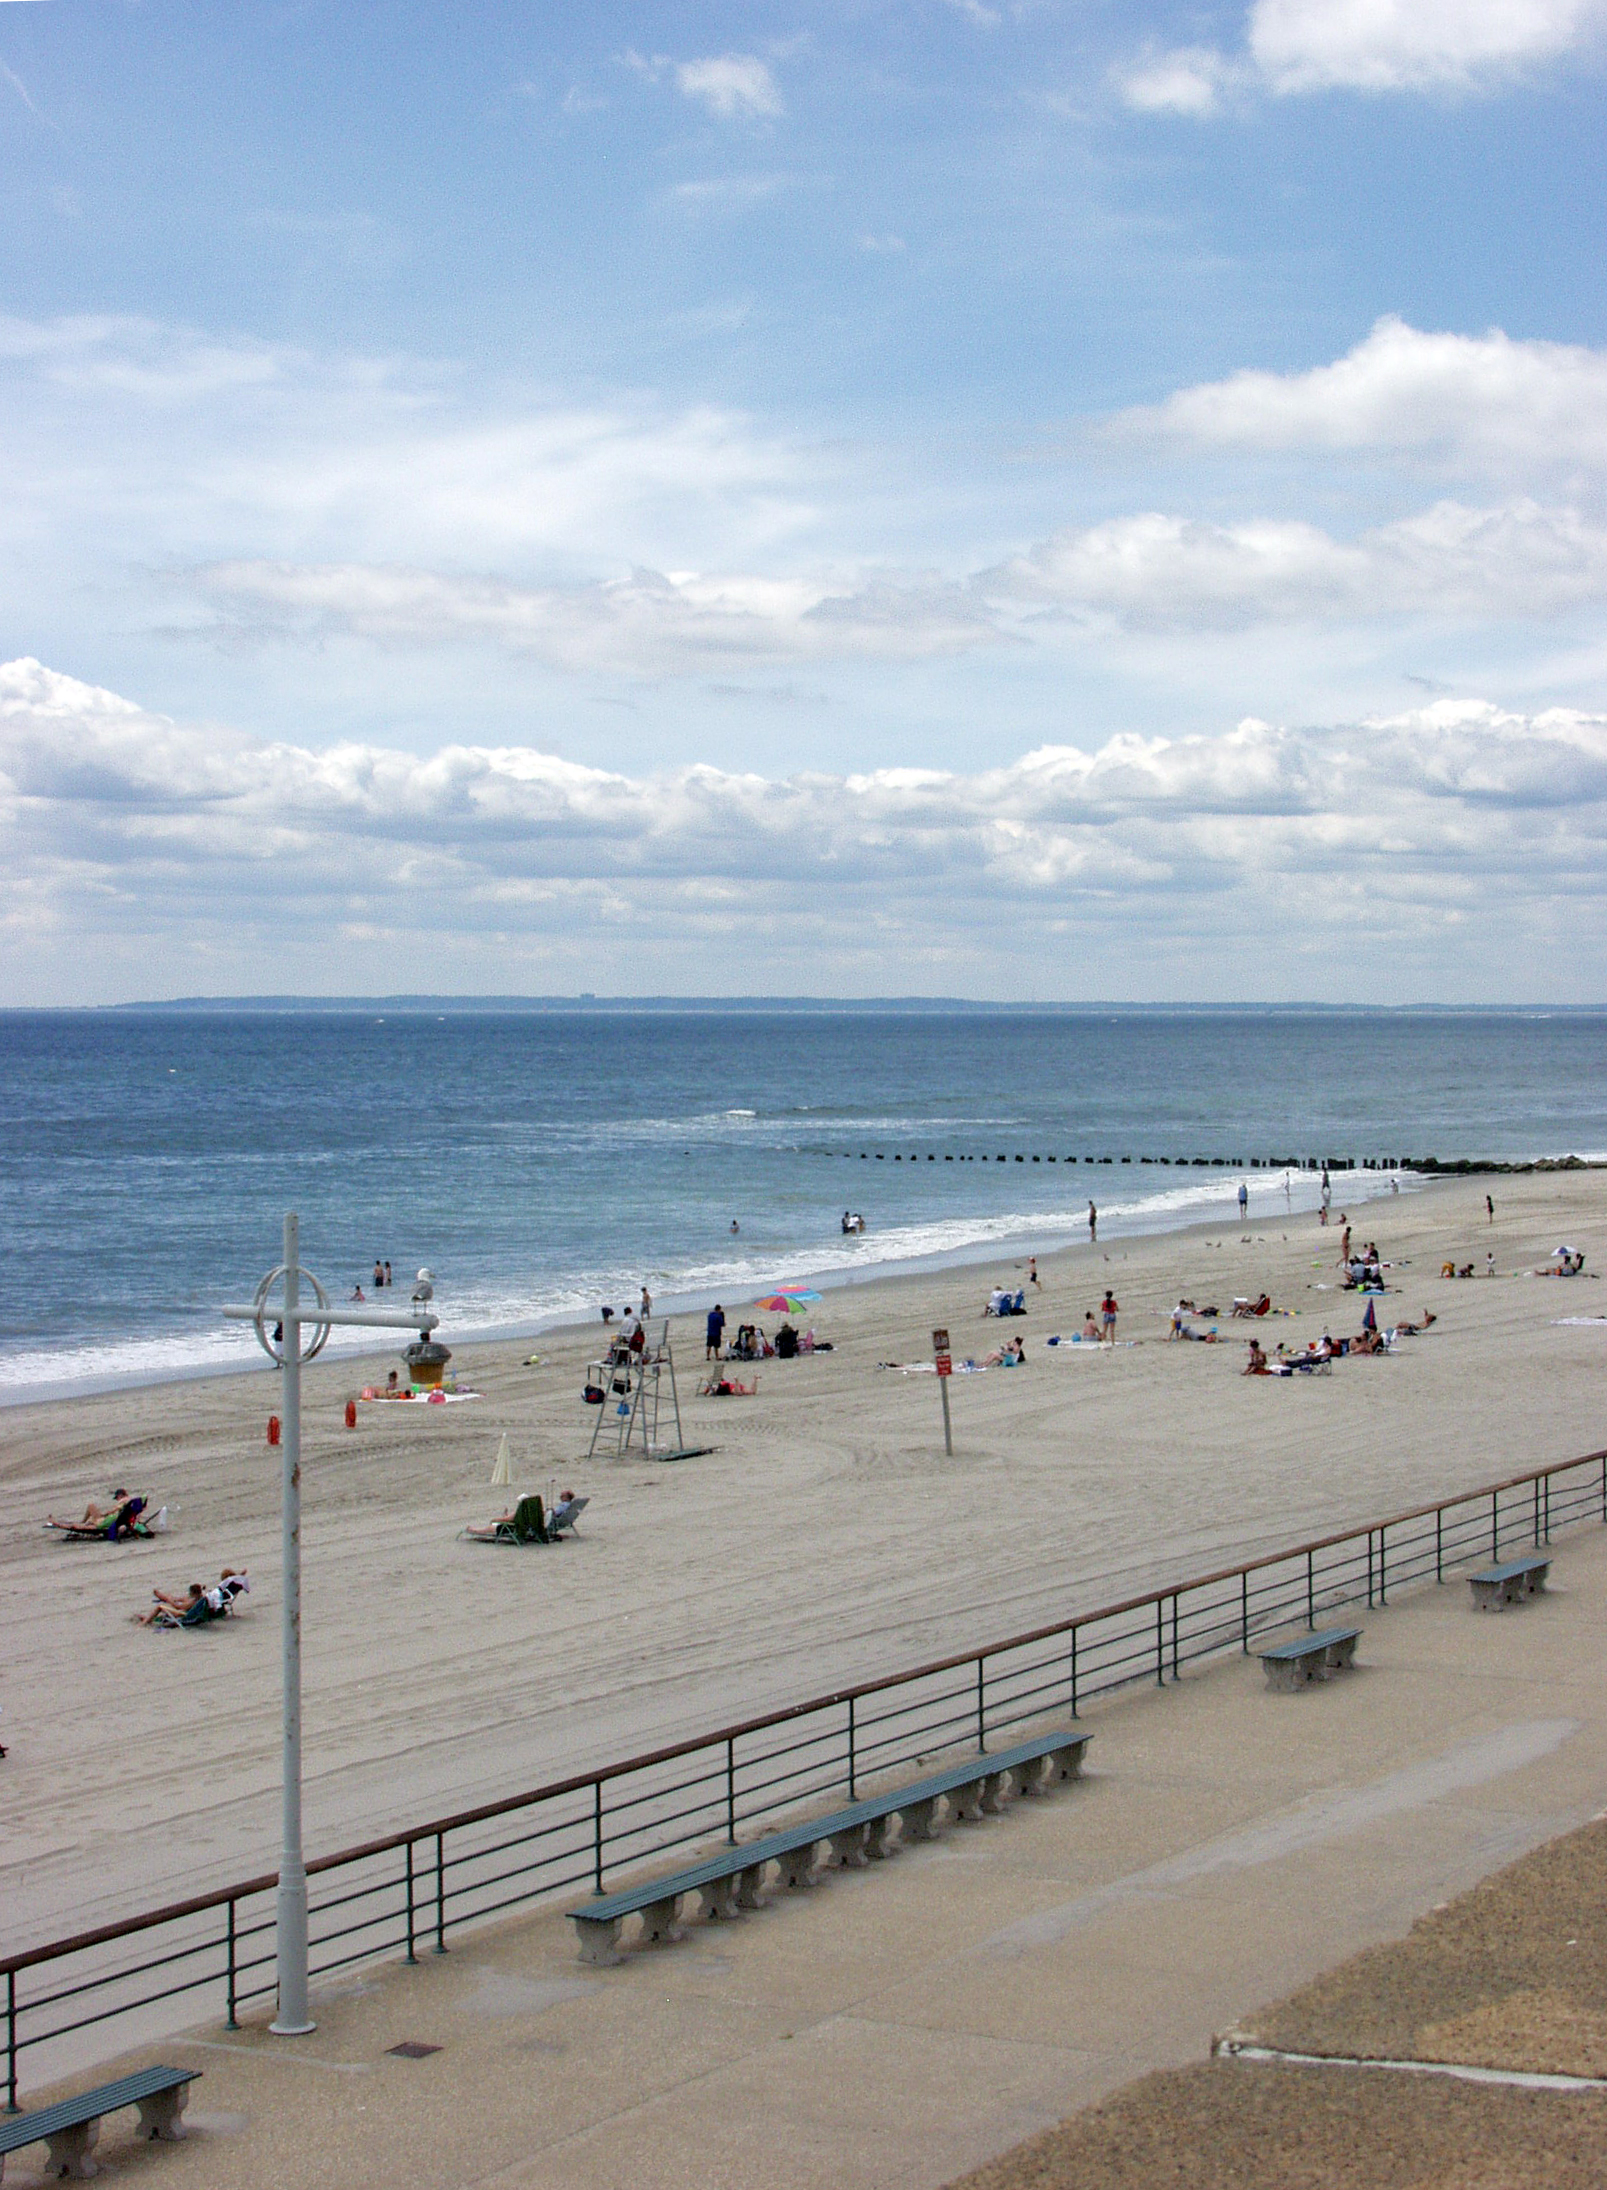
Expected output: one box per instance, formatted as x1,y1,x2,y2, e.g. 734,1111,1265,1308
1535,1477,1541,1547
405,1842,416,1964
1171,1593,1180,1681
1155,1599,1164,1686
1366,1531,1374,1609
1545,1472,1551,1543
1379,1524,1387,1606
846,1700,856,1803
1492,1489,1500,1561
592,1781,604,1894
1306,1549,1314,1629
7,1968,17,2113
434,1831,446,1953
1241,1569,1249,1652
226,1899,239,2028
1069,1626,1079,1718
977,1656,987,1752
727,1737,738,1844
1436,1505,1443,1582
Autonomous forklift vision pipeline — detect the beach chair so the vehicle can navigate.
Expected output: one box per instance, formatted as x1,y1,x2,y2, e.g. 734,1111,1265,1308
460,1493,549,1546
547,1495,589,1538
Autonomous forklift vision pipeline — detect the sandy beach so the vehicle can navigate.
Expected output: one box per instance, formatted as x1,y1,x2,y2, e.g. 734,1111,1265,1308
4,1168,1604,1959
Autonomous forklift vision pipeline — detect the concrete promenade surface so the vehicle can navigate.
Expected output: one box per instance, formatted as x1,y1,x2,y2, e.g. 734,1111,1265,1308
10,1510,1607,2187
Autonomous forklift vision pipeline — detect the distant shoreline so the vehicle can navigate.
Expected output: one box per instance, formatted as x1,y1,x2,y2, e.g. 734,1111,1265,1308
5,1000,1607,1020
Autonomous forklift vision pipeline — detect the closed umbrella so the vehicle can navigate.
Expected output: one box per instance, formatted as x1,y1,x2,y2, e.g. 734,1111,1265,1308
491,1431,514,1487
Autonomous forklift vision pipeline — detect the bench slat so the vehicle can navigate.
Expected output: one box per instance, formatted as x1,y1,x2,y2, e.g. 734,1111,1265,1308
1470,1554,1550,1584
1259,1627,1361,1661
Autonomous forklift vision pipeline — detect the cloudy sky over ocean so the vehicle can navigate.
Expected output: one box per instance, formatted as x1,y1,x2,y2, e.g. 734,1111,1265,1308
1,1,1604,1001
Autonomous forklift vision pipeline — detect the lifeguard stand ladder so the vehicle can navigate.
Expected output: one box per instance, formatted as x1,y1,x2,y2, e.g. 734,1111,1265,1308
586,1322,704,1461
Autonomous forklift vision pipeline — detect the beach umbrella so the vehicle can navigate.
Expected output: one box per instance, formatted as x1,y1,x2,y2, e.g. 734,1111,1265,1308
490,1431,513,1487
1361,1299,1377,1332
755,1289,821,1314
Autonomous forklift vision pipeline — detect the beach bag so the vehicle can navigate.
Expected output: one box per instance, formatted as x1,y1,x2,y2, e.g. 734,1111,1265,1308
147,1506,170,1534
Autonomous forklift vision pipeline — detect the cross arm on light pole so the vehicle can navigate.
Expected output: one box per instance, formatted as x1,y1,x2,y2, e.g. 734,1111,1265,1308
222,1302,441,1332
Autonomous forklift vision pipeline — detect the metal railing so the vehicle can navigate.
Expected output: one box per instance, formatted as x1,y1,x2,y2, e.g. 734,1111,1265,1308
6,1443,1603,2105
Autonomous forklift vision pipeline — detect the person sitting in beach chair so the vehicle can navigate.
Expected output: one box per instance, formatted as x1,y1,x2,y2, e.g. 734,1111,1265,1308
462,1493,549,1546
139,1569,248,1628
547,1489,588,1537
47,1492,151,1541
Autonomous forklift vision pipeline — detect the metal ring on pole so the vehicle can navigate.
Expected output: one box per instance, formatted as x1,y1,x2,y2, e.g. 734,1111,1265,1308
251,1265,333,1364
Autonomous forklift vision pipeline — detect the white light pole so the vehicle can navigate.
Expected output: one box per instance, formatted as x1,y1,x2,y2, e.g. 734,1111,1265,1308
223,1212,439,2036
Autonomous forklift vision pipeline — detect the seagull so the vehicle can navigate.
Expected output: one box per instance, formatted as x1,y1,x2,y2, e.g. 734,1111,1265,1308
412,1268,435,1307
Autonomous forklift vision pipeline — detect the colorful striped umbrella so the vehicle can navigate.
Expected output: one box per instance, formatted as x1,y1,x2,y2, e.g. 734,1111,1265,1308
755,1289,821,1313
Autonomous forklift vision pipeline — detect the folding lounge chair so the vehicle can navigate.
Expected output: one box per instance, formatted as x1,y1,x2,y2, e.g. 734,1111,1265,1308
546,1496,588,1538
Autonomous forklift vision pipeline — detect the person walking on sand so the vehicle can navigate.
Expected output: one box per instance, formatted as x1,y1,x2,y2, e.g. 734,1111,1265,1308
1340,1223,1351,1267
1027,1257,1040,1289
705,1303,726,1360
1237,1181,1248,1221
1487,1194,1495,1224
1088,1201,1097,1243
641,1283,653,1319
1100,1288,1118,1341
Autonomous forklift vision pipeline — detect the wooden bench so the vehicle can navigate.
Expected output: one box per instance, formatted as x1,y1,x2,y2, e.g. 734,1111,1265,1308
0,2065,199,2181
568,1729,1089,1966
1468,1552,1551,1611
1258,1626,1362,1692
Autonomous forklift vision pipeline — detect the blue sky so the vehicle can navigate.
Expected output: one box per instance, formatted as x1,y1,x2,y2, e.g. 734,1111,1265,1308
1,1,1605,1000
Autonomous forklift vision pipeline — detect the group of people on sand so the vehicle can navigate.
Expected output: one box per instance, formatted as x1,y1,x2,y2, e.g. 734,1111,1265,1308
1244,1309,1436,1374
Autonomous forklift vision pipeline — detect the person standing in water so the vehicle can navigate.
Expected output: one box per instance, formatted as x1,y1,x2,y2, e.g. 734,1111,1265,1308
1088,1201,1097,1243
1237,1181,1248,1220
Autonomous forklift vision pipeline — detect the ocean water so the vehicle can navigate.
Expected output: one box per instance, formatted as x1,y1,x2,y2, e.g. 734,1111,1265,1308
2,1008,1604,1403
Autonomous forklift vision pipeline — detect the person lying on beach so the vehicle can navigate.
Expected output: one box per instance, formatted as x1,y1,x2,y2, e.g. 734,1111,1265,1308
1390,1310,1437,1334
49,1492,148,1537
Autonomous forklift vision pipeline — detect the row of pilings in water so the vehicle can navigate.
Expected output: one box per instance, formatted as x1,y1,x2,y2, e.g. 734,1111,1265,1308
832,1153,1411,1171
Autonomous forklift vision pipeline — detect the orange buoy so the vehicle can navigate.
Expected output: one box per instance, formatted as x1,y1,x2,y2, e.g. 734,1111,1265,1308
267,1415,281,1446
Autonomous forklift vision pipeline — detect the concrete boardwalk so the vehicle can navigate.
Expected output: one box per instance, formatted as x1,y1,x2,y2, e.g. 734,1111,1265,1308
13,1518,1607,2190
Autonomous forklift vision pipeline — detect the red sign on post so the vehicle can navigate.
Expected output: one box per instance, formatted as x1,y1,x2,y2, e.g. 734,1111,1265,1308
933,1328,952,1377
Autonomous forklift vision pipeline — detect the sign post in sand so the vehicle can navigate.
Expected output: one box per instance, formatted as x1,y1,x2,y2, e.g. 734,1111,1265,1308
933,1326,953,1455
223,1213,440,2037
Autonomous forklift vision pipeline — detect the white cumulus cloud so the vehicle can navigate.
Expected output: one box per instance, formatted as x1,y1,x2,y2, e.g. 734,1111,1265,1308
1118,0,1604,111
1249,0,1601,92
674,55,784,120
5,658,1607,1000
1116,318,1607,480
